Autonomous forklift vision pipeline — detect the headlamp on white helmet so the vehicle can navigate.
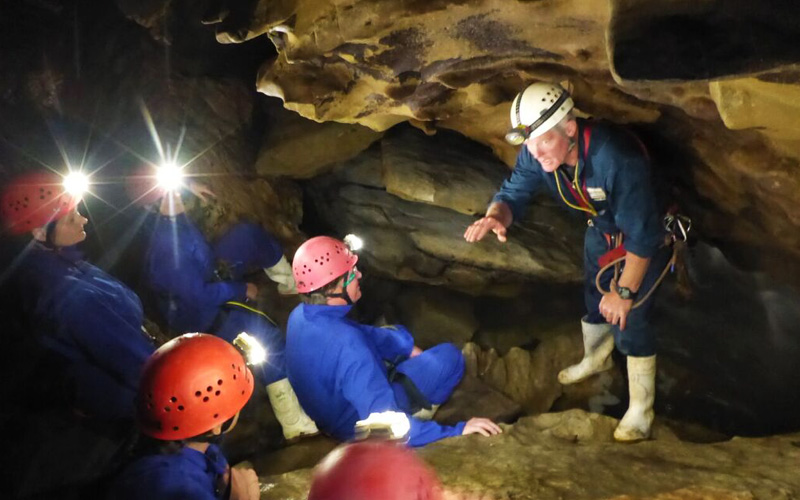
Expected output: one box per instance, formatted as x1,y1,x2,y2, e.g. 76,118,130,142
505,82,575,145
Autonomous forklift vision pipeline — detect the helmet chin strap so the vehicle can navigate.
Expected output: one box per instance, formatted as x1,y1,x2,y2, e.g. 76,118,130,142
325,278,354,305
44,220,59,249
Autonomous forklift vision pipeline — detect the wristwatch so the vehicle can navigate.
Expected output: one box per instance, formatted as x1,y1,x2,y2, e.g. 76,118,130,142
614,284,638,301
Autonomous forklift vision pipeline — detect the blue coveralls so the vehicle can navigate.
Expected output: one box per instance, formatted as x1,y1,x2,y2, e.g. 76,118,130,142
109,444,229,500
16,243,155,419
286,303,466,447
492,119,669,356
145,215,286,385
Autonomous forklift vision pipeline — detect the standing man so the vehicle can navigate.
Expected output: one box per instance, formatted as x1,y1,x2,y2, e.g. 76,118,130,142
465,82,669,441
286,236,502,447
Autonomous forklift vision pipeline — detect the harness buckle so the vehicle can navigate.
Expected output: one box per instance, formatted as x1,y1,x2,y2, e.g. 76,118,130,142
664,213,692,242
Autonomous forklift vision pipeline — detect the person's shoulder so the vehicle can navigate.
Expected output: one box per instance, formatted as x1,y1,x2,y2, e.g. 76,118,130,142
588,120,643,156
111,450,215,497
288,305,352,338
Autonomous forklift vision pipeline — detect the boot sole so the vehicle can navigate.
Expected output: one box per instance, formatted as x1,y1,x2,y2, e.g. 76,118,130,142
558,359,614,385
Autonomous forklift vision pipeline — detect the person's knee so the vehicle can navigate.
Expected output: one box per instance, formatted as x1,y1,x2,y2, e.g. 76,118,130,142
431,343,465,380
614,328,656,357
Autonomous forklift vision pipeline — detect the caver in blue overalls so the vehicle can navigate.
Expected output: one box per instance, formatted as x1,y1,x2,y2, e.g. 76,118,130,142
285,236,495,447
144,210,317,440
1,172,156,497
287,302,466,447
487,82,673,441
109,334,260,500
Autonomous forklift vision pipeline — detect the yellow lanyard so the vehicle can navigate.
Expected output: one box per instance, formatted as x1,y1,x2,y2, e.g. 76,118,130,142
554,157,598,216
225,301,278,327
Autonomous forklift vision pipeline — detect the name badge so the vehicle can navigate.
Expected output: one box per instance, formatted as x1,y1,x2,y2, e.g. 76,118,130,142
587,187,606,201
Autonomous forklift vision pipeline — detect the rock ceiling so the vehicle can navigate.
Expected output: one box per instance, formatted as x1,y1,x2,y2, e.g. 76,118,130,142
199,0,800,283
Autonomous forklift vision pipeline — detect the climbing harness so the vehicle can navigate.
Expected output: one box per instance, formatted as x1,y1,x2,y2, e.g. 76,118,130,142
594,209,691,309
387,363,433,415
209,300,279,331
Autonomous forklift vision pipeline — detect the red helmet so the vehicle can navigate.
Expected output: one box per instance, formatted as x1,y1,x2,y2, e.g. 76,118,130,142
124,164,163,207
292,236,358,293
308,441,443,500
1,172,82,235
137,333,255,440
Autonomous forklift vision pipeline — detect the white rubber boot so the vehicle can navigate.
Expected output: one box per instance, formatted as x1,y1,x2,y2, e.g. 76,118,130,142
614,355,656,442
264,256,298,295
266,379,319,440
411,404,440,421
558,319,615,385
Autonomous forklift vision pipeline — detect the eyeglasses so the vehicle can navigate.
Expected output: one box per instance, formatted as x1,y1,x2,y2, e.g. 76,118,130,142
343,266,359,287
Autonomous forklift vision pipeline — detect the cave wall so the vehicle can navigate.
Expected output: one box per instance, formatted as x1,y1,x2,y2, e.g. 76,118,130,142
199,0,800,285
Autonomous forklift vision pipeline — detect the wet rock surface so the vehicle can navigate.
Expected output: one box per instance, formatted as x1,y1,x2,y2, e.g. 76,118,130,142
257,410,800,499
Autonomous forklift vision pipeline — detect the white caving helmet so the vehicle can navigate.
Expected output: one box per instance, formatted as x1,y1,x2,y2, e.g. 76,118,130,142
505,82,575,145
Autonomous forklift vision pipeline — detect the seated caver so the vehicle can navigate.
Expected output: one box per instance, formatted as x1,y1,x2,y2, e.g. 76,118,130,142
108,333,261,500
1,171,156,420
1,171,157,498
127,170,317,440
285,236,503,447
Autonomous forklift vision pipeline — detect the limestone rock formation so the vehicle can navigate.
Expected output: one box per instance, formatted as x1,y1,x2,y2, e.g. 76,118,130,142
257,410,800,499
204,0,800,283
307,124,584,293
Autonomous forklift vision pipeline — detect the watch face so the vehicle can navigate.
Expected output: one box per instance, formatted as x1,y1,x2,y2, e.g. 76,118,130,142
617,286,633,300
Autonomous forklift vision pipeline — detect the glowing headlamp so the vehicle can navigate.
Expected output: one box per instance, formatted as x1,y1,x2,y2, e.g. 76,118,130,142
233,332,267,365
354,411,410,442
505,125,530,146
343,234,363,252
155,162,184,192
62,171,89,198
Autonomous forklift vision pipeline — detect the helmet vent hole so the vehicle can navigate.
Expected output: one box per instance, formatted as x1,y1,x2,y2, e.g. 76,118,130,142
214,413,219,419
173,426,179,431
217,379,223,385
164,407,171,412
170,397,177,403
195,391,202,397
207,386,213,392
203,396,209,402
241,390,245,395
233,374,237,380
215,390,221,396
178,405,184,411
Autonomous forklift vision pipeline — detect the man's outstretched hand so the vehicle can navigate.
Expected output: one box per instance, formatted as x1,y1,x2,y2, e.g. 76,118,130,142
464,216,507,243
